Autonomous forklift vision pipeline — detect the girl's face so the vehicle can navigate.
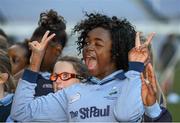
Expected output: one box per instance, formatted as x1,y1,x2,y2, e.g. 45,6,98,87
8,45,28,75
41,43,62,72
51,61,80,92
31,37,63,72
82,27,117,79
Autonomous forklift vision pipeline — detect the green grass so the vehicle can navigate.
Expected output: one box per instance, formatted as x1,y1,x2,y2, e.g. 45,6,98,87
168,104,180,122
167,62,180,122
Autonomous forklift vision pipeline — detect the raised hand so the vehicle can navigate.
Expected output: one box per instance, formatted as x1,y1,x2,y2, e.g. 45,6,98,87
141,63,157,106
29,31,56,72
128,32,155,63
29,31,55,56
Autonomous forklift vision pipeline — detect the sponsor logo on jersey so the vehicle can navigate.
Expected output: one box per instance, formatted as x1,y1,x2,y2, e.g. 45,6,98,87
42,84,53,88
104,87,118,100
109,87,118,95
70,105,110,119
69,92,81,103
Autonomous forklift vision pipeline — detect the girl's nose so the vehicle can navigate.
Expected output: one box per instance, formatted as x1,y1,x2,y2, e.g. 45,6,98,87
85,43,95,51
56,77,62,83
55,79,64,90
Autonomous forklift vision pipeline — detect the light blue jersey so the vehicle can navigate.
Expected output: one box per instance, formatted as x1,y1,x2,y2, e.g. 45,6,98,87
10,62,161,122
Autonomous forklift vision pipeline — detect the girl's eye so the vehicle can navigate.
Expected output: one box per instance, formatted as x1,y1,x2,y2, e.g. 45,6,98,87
96,43,103,47
12,57,20,64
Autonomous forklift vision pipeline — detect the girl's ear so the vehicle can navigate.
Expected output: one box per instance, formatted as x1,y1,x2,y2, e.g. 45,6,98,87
0,73,9,84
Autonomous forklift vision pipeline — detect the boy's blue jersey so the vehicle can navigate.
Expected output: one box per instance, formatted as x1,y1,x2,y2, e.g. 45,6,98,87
10,62,161,122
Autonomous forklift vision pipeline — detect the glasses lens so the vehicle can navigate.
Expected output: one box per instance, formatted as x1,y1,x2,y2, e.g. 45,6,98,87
51,72,81,81
60,72,71,81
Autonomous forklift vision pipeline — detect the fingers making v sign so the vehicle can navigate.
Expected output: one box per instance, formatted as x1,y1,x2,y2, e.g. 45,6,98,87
128,32,158,106
29,31,56,72
128,32,155,63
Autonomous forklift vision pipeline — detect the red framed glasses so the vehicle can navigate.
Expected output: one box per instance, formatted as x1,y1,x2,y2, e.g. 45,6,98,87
50,72,84,82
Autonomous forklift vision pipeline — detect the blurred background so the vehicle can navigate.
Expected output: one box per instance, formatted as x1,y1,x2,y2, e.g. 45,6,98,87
0,0,180,121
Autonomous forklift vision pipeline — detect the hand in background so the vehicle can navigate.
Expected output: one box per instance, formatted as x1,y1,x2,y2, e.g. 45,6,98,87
141,63,157,106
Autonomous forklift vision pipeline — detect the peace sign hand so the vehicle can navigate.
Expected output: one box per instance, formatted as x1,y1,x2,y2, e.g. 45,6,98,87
29,31,56,72
128,32,155,63
29,31,56,56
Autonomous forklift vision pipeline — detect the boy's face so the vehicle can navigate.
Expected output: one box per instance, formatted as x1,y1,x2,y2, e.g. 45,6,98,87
8,45,28,75
82,27,116,79
52,61,80,92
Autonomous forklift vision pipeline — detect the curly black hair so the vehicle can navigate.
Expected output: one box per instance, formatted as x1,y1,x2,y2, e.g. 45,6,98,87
30,9,67,48
73,12,136,71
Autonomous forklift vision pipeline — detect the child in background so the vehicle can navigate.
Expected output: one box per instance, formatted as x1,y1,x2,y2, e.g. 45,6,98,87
0,49,16,122
50,56,89,92
8,40,31,83
29,9,68,96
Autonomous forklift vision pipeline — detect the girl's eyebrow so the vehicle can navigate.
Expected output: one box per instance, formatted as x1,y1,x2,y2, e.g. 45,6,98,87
86,35,104,43
94,38,104,42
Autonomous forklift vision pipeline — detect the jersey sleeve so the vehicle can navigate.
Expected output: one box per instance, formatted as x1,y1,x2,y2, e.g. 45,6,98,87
114,62,145,122
10,69,68,122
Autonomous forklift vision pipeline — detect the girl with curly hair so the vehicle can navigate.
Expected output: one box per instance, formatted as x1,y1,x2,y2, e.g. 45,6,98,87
29,9,68,96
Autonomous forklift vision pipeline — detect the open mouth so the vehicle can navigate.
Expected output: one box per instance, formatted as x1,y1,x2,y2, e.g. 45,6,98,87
84,56,97,71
